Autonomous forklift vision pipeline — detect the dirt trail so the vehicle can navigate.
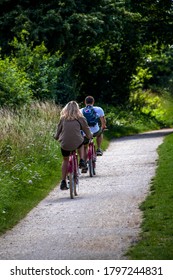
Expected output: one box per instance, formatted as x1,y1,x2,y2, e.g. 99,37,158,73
0,128,173,260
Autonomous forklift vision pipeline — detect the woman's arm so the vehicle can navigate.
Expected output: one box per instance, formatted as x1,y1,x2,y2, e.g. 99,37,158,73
81,118,93,139
54,120,63,140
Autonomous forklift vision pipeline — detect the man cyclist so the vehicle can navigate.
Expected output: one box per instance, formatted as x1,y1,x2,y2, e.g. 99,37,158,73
81,95,106,162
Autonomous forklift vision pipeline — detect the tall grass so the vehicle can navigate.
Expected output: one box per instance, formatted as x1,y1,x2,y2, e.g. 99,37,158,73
0,102,62,234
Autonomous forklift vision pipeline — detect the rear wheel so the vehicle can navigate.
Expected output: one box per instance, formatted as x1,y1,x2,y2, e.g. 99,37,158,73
89,159,94,177
74,173,78,196
69,172,78,198
93,160,96,175
69,173,75,199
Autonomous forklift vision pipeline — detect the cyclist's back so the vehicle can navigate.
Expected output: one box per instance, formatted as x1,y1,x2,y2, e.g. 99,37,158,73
81,96,106,156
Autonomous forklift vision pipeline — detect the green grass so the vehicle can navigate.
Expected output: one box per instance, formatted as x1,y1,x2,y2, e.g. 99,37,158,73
127,133,173,259
0,102,62,233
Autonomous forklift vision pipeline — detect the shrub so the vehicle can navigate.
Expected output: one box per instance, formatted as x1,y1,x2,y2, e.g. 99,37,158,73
129,89,166,124
0,56,32,107
10,32,62,101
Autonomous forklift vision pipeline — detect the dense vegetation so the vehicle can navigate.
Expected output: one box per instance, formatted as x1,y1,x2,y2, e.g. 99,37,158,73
0,1,173,106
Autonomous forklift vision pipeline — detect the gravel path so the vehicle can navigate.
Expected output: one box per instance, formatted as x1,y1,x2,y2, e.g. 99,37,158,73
0,128,173,260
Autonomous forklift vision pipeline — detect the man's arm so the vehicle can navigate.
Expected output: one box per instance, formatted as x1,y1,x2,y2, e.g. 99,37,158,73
100,116,106,130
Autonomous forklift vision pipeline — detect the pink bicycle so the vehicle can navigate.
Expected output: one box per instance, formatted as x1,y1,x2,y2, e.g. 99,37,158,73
86,128,107,177
67,150,79,199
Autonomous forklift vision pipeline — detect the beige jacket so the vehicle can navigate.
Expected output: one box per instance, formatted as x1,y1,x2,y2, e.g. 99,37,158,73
54,117,92,151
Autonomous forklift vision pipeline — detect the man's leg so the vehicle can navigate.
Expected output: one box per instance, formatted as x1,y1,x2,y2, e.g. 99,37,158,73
77,144,84,160
96,133,103,150
83,144,88,162
94,129,103,156
81,138,89,173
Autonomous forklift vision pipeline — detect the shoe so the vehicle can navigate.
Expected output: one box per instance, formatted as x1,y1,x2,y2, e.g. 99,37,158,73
79,159,87,168
60,180,68,190
81,167,88,173
96,148,103,156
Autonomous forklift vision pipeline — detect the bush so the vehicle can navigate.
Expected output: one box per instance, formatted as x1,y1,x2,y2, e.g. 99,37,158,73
0,56,32,107
129,89,167,125
0,30,64,107
10,32,62,101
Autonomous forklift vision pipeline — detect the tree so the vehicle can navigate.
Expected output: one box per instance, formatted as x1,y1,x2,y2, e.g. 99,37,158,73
1,1,173,106
129,0,173,45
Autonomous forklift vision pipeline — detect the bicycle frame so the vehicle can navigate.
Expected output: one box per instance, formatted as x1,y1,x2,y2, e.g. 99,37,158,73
67,150,79,199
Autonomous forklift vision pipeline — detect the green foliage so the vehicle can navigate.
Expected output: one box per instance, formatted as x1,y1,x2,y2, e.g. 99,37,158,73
0,55,32,107
70,4,143,104
0,30,69,106
55,63,80,105
103,101,162,137
129,89,166,124
130,0,173,45
130,66,152,91
0,1,144,104
0,1,173,106
9,31,62,101
130,44,173,94
0,101,62,233
129,44,173,126
146,45,173,94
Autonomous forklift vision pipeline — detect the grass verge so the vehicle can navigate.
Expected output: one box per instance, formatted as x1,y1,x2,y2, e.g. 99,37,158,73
126,132,173,259
0,102,62,234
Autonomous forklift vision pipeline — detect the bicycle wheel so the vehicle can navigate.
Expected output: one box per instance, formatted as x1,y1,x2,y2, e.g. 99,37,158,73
88,159,94,177
74,173,78,196
93,160,96,175
69,172,75,199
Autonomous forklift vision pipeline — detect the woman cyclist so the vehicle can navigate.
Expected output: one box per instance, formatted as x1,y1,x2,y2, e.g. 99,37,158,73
54,101,92,190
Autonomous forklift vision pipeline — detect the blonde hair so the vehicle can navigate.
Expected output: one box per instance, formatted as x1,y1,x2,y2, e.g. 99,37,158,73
60,101,83,120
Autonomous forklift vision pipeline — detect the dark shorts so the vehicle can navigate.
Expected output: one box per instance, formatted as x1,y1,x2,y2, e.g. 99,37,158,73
84,128,103,145
93,128,102,137
61,141,84,157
